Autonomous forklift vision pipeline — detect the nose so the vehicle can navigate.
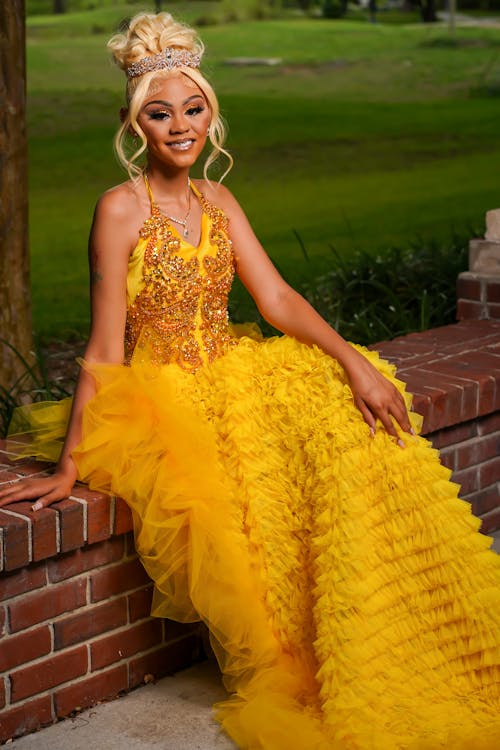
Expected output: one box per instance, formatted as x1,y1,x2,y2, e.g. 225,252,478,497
169,111,189,134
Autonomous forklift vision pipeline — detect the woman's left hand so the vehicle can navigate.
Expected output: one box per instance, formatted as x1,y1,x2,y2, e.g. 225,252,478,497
345,354,413,446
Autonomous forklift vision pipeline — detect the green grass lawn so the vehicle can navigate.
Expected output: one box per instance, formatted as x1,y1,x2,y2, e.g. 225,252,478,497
26,5,500,337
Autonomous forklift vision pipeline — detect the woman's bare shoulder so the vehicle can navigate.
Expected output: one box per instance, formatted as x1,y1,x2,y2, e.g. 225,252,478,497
95,179,145,219
92,179,151,250
91,180,151,254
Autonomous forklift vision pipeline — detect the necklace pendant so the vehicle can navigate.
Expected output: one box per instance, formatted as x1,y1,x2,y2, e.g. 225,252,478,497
183,226,189,239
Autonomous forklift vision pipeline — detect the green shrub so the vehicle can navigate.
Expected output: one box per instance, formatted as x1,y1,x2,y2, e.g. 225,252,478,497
299,232,471,345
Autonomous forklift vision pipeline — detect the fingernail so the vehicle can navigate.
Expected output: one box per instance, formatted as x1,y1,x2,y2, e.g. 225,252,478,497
410,428,415,436
397,438,405,449
32,501,42,511
369,427,375,438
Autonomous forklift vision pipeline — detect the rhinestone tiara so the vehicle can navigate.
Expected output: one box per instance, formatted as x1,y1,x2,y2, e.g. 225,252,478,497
126,47,202,79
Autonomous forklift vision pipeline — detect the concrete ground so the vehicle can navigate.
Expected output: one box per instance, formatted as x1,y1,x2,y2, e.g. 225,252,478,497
11,531,500,750
11,660,235,750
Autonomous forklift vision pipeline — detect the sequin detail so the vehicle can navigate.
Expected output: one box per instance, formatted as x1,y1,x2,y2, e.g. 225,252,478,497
125,191,236,371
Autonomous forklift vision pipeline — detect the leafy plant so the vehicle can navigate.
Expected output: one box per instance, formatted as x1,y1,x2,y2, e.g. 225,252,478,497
299,231,471,345
0,338,75,438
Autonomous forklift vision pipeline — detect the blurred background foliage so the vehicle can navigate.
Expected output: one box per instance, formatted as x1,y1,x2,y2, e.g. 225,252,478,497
25,0,500,19
24,0,500,344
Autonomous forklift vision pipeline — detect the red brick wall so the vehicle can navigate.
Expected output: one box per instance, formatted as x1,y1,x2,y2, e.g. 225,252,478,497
428,413,500,531
374,319,500,531
0,317,499,742
0,480,201,743
457,273,500,321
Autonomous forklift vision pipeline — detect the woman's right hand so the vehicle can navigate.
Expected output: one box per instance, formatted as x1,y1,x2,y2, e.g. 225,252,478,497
0,465,77,511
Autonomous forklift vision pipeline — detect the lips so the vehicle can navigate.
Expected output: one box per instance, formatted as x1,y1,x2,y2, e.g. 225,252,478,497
167,139,195,151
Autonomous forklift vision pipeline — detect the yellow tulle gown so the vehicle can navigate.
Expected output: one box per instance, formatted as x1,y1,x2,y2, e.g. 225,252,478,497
10,179,500,749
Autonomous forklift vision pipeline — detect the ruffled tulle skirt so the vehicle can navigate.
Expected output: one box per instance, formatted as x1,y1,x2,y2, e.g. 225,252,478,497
9,333,500,749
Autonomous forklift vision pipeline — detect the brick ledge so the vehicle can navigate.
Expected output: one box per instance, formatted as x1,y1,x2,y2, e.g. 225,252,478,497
371,319,500,434
0,466,133,573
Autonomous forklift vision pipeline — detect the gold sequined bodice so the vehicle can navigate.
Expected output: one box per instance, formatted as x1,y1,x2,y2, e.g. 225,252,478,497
125,178,236,371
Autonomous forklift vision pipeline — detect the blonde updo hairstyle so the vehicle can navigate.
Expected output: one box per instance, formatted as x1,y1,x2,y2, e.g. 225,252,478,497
108,12,232,180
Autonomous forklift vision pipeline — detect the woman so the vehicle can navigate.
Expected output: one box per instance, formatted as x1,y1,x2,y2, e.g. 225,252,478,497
2,12,500,749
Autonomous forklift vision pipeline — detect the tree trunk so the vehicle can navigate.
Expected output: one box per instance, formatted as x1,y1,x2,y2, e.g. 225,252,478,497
53,0,65,14
0,0,35,397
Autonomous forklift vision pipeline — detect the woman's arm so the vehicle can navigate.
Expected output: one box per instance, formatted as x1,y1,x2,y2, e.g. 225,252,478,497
0,188,136,508
213,184,413,442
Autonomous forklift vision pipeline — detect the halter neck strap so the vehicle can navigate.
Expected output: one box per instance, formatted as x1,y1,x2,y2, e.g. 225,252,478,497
143,172,155,207
190,181,203,199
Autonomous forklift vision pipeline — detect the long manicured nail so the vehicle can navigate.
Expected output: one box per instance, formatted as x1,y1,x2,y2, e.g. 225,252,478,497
410,428,415,436
397,438,405,449
369,427,375,438
32,501,43,511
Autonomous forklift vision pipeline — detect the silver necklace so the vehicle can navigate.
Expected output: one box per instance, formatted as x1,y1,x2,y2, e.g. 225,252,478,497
165,179,192,238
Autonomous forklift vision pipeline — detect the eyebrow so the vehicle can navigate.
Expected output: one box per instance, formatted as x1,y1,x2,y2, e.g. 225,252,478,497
144,95,204,108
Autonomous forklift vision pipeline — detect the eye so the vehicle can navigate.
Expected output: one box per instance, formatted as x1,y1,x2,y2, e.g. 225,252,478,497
149,111,170,120
186,105,204,116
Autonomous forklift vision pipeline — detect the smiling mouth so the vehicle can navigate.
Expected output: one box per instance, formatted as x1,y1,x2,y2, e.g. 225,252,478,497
167,139,195,151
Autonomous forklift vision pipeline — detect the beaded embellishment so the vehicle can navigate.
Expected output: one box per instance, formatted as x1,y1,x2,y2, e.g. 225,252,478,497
125,189,236,372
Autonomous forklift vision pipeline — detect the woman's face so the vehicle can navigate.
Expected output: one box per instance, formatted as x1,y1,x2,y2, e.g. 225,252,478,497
137,73,211,171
